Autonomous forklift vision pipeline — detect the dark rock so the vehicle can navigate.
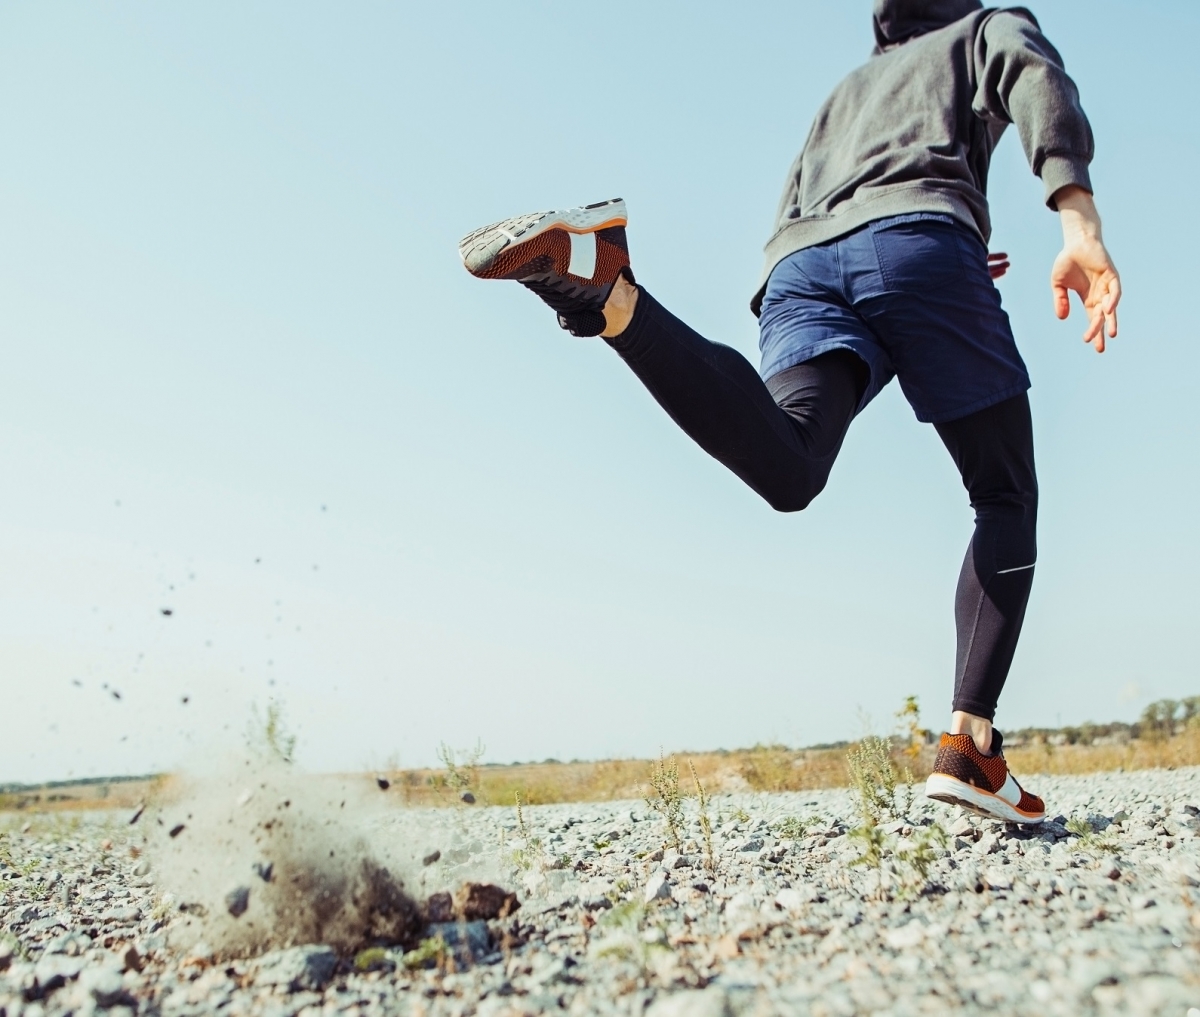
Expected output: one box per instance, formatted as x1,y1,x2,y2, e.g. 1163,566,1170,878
253,861,274,883
128,805,145,826
425,892,454,923
453,882,520,921
226,886,250,918
376,776,390,790
422,850,441,867
461,792,476,804
168,824,185,838
428,920,492,965
583,894,613,912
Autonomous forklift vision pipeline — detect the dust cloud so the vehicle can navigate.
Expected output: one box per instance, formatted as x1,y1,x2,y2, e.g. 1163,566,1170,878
143,758,493,960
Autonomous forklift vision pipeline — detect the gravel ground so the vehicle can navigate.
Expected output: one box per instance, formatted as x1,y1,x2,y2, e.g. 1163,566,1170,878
3,767,1200,1017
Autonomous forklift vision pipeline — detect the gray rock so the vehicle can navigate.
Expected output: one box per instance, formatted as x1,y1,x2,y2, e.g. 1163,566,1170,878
948,816,975,838
644,871,672,903
646,989,732,1017
34,954,84,988
225,886,250,918
81,966,129,1008
255,944,338,992
983,869,1014,891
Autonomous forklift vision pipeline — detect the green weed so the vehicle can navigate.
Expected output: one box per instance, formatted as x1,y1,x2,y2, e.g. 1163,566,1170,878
353,947,392,972
246,699,297,764
773,816,817,840
689,760,717,879
847,736,912,826
849,821,948,900
402,935,446,970
644,752,685,852
435,741,485,804
509,791,543,873
1066,815,1120,855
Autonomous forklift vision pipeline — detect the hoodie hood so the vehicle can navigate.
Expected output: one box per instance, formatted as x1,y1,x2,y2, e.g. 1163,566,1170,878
873,0,983,52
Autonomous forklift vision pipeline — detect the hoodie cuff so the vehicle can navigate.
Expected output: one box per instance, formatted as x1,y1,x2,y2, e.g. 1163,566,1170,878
1041,154,1093,209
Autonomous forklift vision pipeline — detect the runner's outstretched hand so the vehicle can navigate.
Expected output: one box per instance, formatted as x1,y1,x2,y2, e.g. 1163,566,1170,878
988,252,1010,280
1051,185,1121,353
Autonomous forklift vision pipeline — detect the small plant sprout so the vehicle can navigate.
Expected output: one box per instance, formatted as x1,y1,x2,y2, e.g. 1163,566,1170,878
896,695,930,759
644,752,685,852
689,760,717,878
247,699,298,764
510,791,544,873
435,740,485,804
773,816,810,841
847,735,912,827
894,824,948,898
1066,815,1120,855
402,935,446,970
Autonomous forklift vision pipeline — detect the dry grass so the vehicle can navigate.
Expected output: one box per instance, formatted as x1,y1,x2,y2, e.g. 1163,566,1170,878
1006,726,1200,776
387,729,1200,807
0,776,165,815
388,743,922,807
6,728,1200,815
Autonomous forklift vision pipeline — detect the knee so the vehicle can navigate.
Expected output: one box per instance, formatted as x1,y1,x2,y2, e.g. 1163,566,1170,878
765,477,826,513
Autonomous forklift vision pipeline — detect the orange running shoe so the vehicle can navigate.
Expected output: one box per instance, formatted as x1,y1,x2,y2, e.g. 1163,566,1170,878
924,731,1046,824
458,198,632,337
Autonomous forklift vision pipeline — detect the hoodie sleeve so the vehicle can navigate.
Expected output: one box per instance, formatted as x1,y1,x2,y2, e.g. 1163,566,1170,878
972,9,1094,208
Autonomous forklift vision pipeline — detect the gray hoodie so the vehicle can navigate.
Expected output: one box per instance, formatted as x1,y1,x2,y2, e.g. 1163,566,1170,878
753,0,1093,314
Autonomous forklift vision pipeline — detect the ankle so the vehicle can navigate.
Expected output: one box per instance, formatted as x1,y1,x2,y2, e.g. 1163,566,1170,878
600,274,639,338
950,711,993,755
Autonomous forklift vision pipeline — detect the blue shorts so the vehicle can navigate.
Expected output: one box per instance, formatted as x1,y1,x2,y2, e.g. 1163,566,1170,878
758,213,1030,424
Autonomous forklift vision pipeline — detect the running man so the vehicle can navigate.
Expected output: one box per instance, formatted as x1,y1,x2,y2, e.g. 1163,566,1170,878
458,0,1121,824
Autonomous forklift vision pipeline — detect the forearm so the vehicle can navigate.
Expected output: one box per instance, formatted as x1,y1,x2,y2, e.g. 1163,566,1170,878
1054,185,1104,245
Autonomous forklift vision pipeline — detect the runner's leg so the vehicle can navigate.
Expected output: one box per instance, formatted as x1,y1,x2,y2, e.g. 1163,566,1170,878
605,286,866,511
934,394,1038,725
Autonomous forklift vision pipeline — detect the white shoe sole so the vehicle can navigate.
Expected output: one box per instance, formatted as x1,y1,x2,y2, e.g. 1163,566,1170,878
925,773,1045,824
459,198,627,275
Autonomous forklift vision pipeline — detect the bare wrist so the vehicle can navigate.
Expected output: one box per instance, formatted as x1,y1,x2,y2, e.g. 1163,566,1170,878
1055,185,1103,243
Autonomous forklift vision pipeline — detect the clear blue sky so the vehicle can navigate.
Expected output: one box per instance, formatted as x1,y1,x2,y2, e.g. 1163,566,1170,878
2,2,1196,783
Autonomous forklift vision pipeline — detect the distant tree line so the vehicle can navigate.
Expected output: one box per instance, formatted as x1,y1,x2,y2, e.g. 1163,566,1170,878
1006,696,1200,747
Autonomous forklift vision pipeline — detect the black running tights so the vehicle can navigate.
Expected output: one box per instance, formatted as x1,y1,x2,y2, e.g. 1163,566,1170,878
604,289,1037,721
